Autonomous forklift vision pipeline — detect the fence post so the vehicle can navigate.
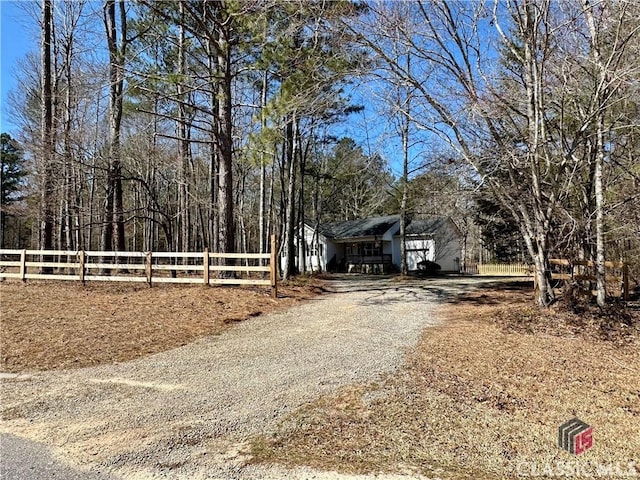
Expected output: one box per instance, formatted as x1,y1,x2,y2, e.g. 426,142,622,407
270,234,278,299
145,251,153,286
203,248,210,285
622,263,629,302
78,250,85,284
20,249,26,282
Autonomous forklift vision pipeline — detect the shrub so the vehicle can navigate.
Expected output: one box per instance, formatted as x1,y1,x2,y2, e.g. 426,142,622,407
417,260,441,276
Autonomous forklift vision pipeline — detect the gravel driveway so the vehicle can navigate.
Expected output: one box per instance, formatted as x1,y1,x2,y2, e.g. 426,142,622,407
0,276,492,480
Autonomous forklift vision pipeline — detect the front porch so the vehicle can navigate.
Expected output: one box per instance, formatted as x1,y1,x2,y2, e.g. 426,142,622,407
345,254,393,273
340,241,394,274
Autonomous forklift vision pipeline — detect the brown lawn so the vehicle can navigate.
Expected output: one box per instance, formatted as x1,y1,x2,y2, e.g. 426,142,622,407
2,278,638,479
0,280,319,373
251,284,640,479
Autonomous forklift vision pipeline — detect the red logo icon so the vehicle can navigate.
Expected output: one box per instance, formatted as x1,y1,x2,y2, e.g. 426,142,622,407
559,418,593,455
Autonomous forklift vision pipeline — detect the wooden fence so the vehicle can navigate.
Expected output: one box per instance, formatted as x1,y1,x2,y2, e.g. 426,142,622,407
0,236,278,298
463,263,533,276
477,263,533,276
541,258,629,301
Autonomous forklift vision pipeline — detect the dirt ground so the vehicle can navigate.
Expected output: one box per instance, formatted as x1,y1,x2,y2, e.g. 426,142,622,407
2,277,639,479
251,283,640,479
0,275,447,480
0,279,319,373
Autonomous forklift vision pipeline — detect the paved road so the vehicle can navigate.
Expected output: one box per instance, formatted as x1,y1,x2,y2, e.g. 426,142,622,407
0,433,120,480
0,276,512,480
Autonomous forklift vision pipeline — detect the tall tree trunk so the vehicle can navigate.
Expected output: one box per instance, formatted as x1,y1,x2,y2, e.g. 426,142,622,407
216,31,234,260
63,89,73,251
60,1,83,253
102,0,126,253
282,117,297,280
267,145,276,256
594,145,606,306
239,169,249,266
523,2,554,306
177,1,190,254
584,0,608,307
299,134,307,274
398,52,412,276
40,0,55,257
207,36,219,252
258,70,268,263
89,92,101,250
311,171,320,272
400,108,409,276
100,174,115,252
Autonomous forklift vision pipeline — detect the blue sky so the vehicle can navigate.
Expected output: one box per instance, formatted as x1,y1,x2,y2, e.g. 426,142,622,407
0,1,404,173
1,1,36,136
0,1,408,175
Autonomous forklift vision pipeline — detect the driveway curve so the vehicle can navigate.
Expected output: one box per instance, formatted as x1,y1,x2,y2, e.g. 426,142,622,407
1,276,494,479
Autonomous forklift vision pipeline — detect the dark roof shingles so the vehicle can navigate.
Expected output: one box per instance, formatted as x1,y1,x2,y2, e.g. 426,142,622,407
404,217,449,235
316,215,456,239
319,215,400,239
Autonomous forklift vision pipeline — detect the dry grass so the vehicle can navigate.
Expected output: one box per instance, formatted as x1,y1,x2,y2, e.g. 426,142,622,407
251,285,640,479
0,279,319,373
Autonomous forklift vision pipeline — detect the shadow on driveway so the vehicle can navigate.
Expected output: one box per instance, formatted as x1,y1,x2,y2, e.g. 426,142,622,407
317,273,534,306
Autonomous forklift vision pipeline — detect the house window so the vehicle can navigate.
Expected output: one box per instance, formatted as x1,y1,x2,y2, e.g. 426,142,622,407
362,242,381,257
307,241,317,256
346,242,382,257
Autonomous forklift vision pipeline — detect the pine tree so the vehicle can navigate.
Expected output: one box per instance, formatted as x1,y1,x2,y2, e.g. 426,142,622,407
0,133,27,248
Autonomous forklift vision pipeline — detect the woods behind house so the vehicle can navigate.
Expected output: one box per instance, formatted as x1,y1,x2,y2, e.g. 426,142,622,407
1,1,639,306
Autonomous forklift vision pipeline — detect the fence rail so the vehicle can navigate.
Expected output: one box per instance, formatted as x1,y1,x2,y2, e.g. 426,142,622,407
0,236,278,298
462,263,533,276
541,258,629,301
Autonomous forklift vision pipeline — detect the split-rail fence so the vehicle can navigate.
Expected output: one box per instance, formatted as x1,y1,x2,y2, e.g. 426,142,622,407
0,236,278,298
541,258,630,301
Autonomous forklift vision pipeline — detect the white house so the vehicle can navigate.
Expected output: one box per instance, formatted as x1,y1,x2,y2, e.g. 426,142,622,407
293,215,461,273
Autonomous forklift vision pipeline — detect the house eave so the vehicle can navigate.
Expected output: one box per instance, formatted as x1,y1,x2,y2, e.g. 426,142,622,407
302,223,329,242
393,232,435,237
332,235,380,243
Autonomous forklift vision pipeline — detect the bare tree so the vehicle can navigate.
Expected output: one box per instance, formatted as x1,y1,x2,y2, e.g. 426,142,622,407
348,1,574,305
101,0,127,252
579,0,639,306
39,0,54,255
177,0,191,253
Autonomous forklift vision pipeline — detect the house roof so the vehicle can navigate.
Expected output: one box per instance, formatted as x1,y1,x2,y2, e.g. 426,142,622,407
404,217,450,235
318,215,400,239
312,215,460,240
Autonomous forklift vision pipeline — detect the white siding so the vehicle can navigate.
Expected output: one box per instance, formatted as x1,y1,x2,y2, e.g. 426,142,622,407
392,236,401,266
296,224,338,273
300,225,321,272
434,222,461,271
406,238,435,271
405,238,434,251
393,221,462,272
435,235,461,271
